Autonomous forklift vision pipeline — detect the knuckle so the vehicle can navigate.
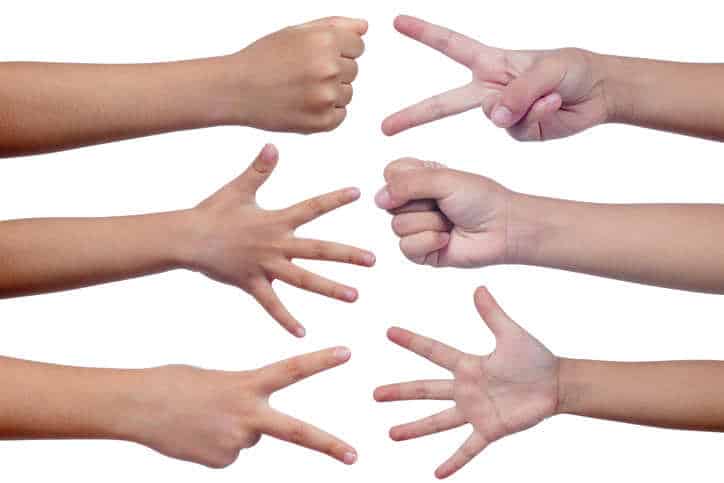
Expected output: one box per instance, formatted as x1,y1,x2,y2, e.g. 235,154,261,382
413,384,429,399
284,357,305,383
288,421,307,445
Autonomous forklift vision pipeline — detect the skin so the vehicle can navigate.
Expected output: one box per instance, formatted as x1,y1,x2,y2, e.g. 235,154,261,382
382,14,724,141
0,144,375,336
0,16,367,157
376,287,724,479
0,347,358,468
376,157,724,293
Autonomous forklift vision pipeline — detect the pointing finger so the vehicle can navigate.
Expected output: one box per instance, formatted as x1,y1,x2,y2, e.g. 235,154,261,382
257,346,351,392
393,15,488,67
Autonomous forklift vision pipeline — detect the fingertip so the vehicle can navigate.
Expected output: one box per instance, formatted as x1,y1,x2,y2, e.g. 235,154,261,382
343,450,358,465
491,105,514,128
260,143,279,162
386,326,403,342
294,326,306,338
372,387,385,402
389,427,401,441
374,186,394,209
341,287,358,303
435,467,449,479
333,346,352,362
345,187,361,201
360,251,376,267
381,117,398,136
357,19,369,35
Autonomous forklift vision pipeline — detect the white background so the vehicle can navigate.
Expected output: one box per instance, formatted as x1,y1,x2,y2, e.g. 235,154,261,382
2,0,724,481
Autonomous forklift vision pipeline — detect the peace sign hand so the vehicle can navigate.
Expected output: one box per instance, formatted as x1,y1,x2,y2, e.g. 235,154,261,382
139,347,357,468
187,144,375,337
382,15,610,141
375,288,559,478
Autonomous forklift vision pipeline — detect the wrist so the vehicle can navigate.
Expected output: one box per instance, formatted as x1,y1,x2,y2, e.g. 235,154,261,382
555,358,588,416
593,53,638,124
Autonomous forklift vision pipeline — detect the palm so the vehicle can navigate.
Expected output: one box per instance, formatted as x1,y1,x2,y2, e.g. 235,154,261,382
454,336,558,443
382,15,607,141
375,288,559,479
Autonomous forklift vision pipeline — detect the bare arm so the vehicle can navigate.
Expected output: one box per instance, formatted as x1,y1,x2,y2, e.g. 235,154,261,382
558,359,724,431
0,16,366,157
0,145,375,336
510,195,724,293
0,347,357,467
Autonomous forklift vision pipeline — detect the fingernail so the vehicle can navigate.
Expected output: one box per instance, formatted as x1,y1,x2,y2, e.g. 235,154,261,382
335,347,351,361
491,106,513,127
343,451,357,464
342,288,358,302
295,326,306,338
374,187,392,208
260,143,276,161
362,252,376,266
345,187,361,200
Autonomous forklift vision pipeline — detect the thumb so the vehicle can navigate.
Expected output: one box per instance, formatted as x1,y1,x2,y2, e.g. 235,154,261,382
232,144,279,198
489,58,565,128
474,287,518,340
299,16,368,35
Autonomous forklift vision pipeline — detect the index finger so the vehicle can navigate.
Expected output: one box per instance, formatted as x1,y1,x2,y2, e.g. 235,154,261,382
387,327,464,371
283,187,360,227
259,409,357,464
257,346,351,392
301,16,368,35
394,15,485,67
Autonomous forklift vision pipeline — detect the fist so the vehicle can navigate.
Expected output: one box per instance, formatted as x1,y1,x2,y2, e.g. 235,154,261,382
375,158,512,268
232,16,367,133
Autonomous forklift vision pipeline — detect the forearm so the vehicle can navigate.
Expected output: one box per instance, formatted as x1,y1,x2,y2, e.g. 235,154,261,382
597,53,724,140
0,210,196,297
557,358,724,431
509,193,724,293
0,356,148,440
0,57,239,157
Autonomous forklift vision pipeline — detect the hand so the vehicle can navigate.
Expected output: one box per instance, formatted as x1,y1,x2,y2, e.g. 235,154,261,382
231,16,367,133
187,144,375,337
375,158,512,268
381,15,610,141
135,347,356,468
374,288,559,478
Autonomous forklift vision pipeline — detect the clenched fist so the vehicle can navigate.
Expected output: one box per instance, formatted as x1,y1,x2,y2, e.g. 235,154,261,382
375,157,512,268
231,16,367,133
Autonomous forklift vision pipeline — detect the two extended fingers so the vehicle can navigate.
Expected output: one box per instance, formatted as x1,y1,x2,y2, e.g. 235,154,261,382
255,347,357,464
